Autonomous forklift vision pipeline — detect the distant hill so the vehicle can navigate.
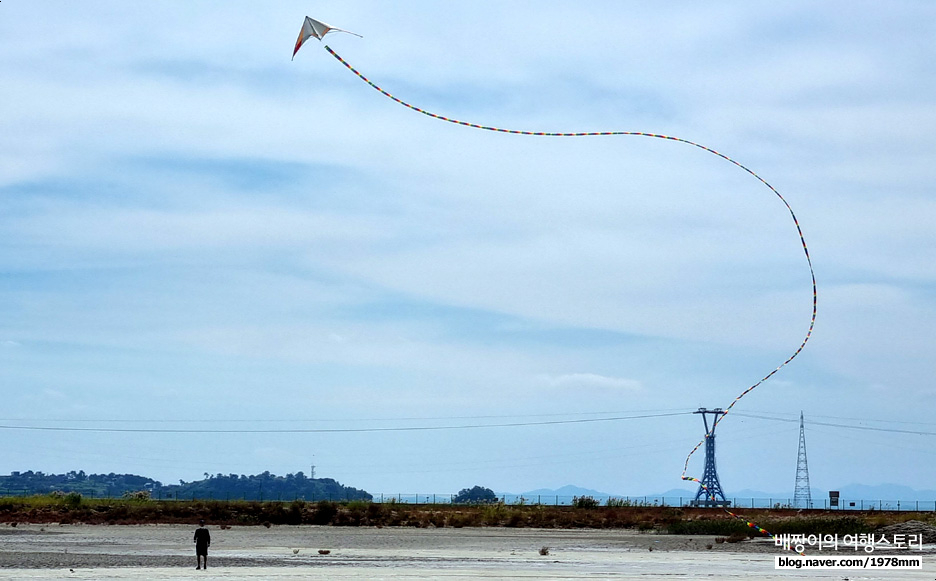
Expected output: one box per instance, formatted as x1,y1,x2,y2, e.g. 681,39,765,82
163,472,370,502
0,471,158,498
654,488,696,498
0,470,370,502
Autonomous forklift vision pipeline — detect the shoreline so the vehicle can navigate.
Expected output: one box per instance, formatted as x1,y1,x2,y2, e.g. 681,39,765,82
1,524,933,580
0,522,780,568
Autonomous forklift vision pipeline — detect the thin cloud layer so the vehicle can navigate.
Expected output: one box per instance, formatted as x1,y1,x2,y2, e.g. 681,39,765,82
0,1,934,496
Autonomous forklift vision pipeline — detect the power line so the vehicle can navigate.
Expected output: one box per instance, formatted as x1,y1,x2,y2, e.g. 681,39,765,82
732,412,936,437
742,409,936,427
803,424,936,457
0,407,688,424
0,411,689,434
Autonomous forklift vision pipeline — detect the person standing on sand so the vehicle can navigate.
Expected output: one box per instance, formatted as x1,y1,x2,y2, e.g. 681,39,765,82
194,519,210,569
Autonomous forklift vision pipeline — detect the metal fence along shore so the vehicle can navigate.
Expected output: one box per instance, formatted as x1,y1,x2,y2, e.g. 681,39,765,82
369,494,936,512
2,489,934,511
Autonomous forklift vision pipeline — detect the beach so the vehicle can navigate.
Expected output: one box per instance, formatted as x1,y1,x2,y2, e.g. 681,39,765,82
0,524,932,580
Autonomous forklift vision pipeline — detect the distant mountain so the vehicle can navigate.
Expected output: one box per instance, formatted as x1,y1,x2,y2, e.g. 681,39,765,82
517,485,615,498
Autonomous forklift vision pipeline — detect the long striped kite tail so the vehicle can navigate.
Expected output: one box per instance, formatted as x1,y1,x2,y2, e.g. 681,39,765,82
323,44,817,554
323,48,818,373
325,44,813,463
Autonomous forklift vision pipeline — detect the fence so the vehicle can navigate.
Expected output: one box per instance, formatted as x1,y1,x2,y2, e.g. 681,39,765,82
369,494,936,512
2,489,934,511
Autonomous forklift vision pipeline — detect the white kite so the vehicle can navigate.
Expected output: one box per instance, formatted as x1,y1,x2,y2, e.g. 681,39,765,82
292,16,362,60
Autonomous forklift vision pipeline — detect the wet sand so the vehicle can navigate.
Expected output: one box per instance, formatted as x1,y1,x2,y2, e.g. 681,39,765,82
0,524,932,580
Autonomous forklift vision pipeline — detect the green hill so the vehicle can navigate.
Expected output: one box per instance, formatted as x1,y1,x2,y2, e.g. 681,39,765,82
0,470,370,502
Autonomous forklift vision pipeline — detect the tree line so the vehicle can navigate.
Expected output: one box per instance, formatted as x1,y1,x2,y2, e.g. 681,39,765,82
0,470,371,502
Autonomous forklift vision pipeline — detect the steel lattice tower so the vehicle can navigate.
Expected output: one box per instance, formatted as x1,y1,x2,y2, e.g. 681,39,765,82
793,411,812,508
692,408,730,507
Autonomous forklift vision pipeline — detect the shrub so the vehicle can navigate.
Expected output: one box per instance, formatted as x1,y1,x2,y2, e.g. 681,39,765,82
769,516,871,536
505,511,525,527
206,500,235,522
428,512,446,528
605,497,632,508
573,496,600,509
312,501,339,525
636,520,655,532
667,518,751,536
346,500,369,512
365,502,385,522
0,498,21,512
447,512,479,528
661,507,684,521
482,502,507,525
285,500,305,525
64,492,83,509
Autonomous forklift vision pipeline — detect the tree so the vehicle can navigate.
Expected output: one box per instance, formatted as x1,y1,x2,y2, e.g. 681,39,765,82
453,485,498,504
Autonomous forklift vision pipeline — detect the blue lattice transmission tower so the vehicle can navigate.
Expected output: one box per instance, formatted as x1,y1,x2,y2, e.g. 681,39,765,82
793,411,812,508
691,408,731,507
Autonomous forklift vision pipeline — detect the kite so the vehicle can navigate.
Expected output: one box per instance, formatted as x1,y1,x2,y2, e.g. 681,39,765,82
296,20,817,551
292,16,362,60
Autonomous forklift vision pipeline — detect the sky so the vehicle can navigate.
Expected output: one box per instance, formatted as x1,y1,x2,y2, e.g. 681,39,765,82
1,1,934,498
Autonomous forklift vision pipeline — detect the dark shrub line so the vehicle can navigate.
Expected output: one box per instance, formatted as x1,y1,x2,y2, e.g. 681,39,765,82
0,495,924,533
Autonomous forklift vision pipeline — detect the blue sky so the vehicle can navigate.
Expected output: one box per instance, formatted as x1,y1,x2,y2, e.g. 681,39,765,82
1,1,934,497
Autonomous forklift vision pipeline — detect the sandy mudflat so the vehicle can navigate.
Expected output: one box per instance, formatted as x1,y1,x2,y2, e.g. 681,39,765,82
0,524,933,580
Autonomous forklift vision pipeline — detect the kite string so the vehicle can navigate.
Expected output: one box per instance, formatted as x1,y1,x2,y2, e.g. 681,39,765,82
324,45,817,549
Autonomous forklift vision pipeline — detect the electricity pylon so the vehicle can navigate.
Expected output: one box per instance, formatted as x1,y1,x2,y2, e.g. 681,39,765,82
691,408,730,507
793,411,812,508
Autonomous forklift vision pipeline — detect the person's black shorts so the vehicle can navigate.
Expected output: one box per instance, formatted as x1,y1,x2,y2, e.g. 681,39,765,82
196,544,208,556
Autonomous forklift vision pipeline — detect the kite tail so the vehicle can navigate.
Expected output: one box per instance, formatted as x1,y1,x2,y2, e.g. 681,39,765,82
323,45,817,550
